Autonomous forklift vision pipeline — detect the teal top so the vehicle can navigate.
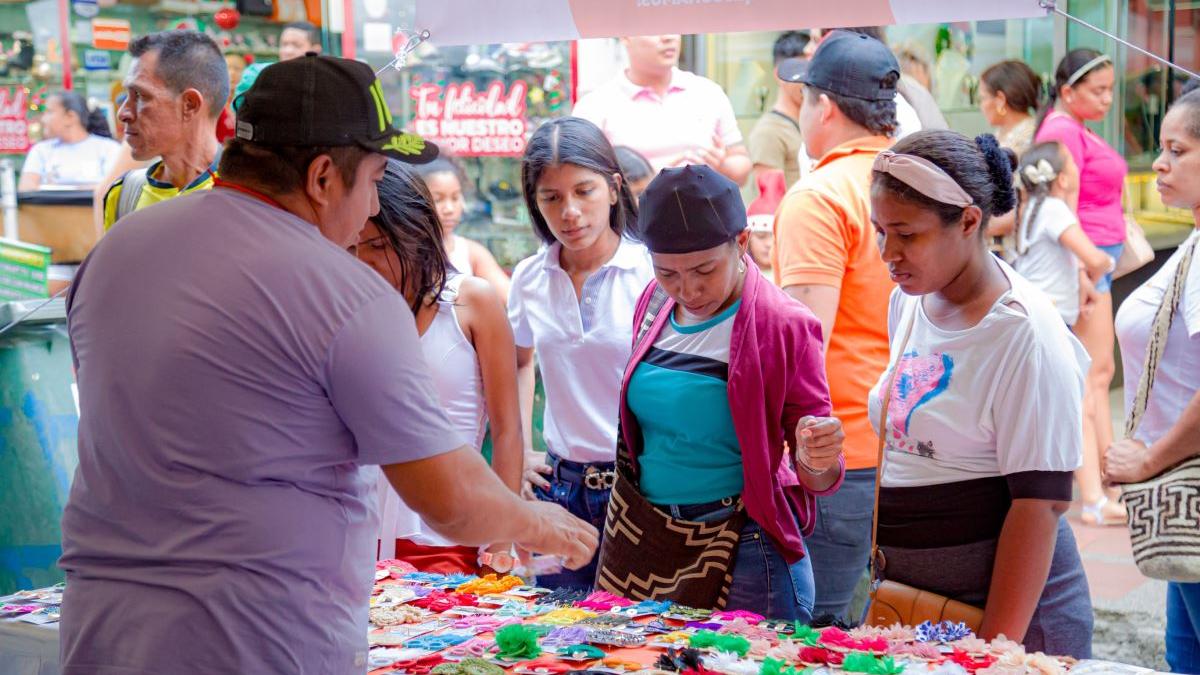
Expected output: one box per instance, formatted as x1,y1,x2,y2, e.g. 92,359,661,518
628,300,743,506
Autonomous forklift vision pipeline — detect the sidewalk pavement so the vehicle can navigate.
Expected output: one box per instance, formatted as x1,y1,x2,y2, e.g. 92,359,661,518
1079,390,1167,671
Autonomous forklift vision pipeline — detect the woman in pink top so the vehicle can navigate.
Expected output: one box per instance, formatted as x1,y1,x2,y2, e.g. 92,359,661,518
1034,48,1127,526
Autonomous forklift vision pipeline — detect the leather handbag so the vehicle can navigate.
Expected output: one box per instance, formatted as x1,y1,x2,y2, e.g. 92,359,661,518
864,303,985,632
1120,236,1200,582
1114,215,1155,280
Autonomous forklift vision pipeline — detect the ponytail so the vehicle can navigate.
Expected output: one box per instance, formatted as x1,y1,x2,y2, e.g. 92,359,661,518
52,91,112,138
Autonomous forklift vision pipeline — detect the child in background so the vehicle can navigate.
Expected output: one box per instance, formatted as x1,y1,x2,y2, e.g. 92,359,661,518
1013,141,1115,327
1014,141,1121,529
416,158,512,303
746,170,787,281
615,145,654,204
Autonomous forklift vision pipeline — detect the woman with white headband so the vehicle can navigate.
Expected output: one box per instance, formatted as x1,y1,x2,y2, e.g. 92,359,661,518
867,130,1093,657
1034,48,1128,528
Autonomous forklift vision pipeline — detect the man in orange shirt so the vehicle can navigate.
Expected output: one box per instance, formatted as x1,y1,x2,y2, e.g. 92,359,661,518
771,31,899,622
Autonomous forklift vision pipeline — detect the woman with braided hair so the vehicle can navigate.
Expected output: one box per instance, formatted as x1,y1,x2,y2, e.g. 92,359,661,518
867,130,1093,657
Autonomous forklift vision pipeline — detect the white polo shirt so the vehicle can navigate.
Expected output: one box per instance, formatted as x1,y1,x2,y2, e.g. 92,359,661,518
508,237,654,464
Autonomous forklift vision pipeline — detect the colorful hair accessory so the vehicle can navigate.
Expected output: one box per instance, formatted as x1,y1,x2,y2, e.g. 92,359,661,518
797,647,843,667
577,613,633,628
495,624,542,659
953,637,989,655
576,591,634,611
916,621,975,644
542,627,591,649
407,632,474,651
377,558,420,578
370,604,433,627
558,644,605,660
540,588,590,606
666,604,713,620
412,590,480,612
689,630,751,657
782,623,821,646
887,641,942,661
452,615,519,632
586,628,647,647
850,623,916,643
841,652,905,674
987,635,1023,656
445,637,495,659
948,649,998,673
717,619,776,642
700,652,761,675
685,621,723,631
979,649,1066,675
457,573,524,595
431,657,507,675
681,668,724,675
494,600,548,618
711,610,764,623
757,657,803,675
764,640,802,663
656,647,706,672
394,654,449,675
602,656,647,670
634,600,673,615
746,639,773,660
539,608,598,625
514,656,576,674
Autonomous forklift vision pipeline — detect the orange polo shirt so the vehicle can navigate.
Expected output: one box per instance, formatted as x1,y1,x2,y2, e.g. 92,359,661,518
772,135,895,470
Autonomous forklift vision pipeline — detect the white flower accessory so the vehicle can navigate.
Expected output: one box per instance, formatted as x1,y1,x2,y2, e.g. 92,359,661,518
1022,159,1057,186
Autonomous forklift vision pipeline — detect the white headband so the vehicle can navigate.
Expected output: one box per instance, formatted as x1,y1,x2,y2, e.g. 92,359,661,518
1065,54,1112,88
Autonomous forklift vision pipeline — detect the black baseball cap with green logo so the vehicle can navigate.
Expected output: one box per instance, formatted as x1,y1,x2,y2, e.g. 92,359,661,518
235,53,438,164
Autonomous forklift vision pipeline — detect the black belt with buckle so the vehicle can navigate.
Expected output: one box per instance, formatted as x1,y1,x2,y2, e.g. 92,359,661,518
548,454,617,491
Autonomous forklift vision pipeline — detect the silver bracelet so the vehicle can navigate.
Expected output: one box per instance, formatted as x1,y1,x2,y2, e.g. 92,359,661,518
795,454,826,475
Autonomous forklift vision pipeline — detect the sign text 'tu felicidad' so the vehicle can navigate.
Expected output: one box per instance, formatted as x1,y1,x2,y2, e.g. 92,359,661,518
409,80,529,157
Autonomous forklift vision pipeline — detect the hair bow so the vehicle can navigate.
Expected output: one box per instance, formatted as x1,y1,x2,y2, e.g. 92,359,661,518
1022,159,1057,185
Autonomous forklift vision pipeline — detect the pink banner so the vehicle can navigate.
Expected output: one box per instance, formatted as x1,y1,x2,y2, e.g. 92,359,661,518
415,0,1047,46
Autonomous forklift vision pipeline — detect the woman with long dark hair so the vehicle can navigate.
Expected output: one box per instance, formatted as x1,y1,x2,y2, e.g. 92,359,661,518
869,130,1092,656
1034,48,1128,527
979,60,1042,154
19,91,119,190
358,160,524,574
509,117,654,589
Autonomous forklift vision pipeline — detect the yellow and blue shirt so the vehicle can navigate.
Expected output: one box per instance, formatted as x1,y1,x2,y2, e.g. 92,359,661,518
102,156,220,231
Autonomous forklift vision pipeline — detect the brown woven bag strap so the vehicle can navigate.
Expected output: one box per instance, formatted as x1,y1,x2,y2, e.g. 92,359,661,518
1126,236,1197,437
869,300,919,585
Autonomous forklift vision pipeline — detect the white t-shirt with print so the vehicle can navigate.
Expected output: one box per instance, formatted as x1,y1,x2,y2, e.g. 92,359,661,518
1115,230,1200,449
868,259,1090,488
1013,196,1081,325
22,135,120,187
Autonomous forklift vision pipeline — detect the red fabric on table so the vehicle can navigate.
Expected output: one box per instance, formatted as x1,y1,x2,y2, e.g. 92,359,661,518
389,539,481,574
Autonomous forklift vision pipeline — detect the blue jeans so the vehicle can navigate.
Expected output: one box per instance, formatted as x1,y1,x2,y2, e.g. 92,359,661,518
1095,243,1124,293
1169,582,1200,673
679,503,814,622
805,467,875,621
531,454,612,590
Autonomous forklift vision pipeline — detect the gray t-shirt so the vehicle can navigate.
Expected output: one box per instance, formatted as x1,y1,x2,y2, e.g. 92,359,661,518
61,187,461,674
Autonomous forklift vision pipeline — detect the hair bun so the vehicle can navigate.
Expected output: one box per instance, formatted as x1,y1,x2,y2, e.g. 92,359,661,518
975,134,1016,215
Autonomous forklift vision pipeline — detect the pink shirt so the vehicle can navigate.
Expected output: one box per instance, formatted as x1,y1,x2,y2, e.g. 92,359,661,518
1035,111,1128,246
573,68,743,172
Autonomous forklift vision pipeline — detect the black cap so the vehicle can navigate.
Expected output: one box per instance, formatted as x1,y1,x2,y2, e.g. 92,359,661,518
776,31,899,102
636,165,746,254
235,53,438,164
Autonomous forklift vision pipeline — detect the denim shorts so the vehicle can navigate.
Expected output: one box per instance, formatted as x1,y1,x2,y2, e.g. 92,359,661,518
1095,243,1125,293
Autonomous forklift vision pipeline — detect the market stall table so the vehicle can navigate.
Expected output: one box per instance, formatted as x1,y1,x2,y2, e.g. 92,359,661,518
0,619,59,675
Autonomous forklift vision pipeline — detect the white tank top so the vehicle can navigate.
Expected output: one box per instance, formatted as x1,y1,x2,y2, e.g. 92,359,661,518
447,235,473,277
378,275,487,551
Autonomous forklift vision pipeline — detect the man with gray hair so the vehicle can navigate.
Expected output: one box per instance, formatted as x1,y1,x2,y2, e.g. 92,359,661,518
101,30,228,230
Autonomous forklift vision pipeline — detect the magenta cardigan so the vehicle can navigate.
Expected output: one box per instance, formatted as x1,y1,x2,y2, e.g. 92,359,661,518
618,261,845,564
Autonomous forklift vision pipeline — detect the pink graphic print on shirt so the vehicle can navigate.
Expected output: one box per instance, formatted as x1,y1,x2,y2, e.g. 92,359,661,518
886,351,954,459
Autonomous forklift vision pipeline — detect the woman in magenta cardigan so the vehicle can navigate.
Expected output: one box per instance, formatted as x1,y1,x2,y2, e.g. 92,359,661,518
602,165,844,620
1034,48,1127,526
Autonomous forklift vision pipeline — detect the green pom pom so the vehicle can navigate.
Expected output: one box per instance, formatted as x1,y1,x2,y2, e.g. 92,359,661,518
841,652,906,674
558,644,605,659
786,623,822,646
495,624,542,659
689,630,751,657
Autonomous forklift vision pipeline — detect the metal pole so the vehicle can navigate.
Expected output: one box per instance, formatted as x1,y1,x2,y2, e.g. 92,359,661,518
1167,0,1178,106
1039,0,1200,81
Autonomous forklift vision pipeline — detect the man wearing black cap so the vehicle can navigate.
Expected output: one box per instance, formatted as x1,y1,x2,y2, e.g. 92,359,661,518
61,55,597,674
770,31,899,623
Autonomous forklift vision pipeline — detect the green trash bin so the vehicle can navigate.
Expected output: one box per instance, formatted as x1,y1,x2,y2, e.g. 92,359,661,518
0,297,79,595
